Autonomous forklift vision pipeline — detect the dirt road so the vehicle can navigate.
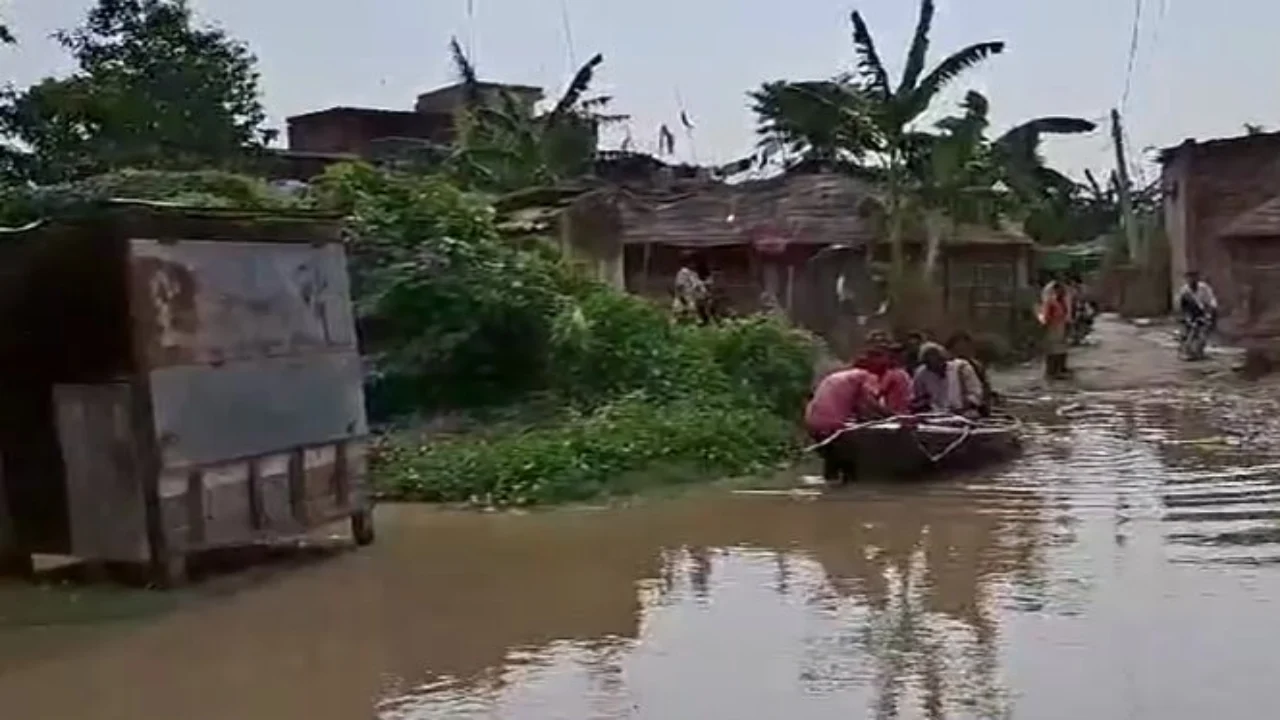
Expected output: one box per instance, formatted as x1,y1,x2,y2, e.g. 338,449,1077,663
997,313,1244,394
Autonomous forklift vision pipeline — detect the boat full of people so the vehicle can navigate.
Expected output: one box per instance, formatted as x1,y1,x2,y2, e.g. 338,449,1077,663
804,331,1022,482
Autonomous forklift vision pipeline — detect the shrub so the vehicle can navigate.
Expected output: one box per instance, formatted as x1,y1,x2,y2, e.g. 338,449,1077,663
545,287,731,407
372,394,798,506
306,163,823,504
311,163,571,413
693,315,820,418
0,168,299,226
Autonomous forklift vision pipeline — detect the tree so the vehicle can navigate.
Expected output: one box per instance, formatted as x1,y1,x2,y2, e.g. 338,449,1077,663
910,93,1095,268
751,1,1004,278
0,0,272,182
749,79,880,170
444,38,626,192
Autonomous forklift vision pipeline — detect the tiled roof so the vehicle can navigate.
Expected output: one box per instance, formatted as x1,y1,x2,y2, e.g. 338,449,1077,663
1219,196,1280,238
615,171,1032,248
617,172,883,248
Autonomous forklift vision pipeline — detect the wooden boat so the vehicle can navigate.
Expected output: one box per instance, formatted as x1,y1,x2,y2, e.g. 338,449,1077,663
816,413,1023,478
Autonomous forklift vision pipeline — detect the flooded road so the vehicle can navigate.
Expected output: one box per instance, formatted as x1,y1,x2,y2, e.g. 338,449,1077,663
6,382,1280,717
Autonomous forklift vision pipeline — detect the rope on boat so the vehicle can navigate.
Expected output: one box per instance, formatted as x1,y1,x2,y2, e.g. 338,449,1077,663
805,413,1019,465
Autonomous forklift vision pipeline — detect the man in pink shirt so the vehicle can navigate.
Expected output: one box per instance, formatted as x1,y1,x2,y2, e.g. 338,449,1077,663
805,365,888,484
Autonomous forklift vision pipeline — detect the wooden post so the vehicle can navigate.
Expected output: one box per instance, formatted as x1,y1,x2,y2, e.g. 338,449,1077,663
1111,108,1142,265
784,263,796,316
641,243,652,296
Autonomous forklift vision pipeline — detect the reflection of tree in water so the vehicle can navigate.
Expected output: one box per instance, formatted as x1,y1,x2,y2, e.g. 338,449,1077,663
384,475,1051,717
634,485,1046,717
797,491,1036,719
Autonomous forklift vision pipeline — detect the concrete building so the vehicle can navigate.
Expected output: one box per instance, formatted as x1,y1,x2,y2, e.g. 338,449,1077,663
268,81,545,179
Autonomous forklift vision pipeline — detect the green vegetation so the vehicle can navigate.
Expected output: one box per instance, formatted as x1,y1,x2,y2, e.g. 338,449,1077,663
748,0,1104,273
373,396,796,506
0,0,1140,508
312,163,818,505
0,0,272,183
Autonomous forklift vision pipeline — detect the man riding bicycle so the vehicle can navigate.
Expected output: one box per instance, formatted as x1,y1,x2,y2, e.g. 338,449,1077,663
1177,270,1217,359
1177,270,1218,328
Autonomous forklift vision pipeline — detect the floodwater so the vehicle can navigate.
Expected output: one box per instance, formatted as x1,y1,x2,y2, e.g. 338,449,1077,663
6,387,1280,718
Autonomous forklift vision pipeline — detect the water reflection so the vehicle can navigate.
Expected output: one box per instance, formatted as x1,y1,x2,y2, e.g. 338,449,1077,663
6,387,1280,718
375,469,1050,718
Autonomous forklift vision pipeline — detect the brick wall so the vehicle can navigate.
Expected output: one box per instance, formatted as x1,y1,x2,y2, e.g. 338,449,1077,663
1162,133,1280,324
287,111,453,156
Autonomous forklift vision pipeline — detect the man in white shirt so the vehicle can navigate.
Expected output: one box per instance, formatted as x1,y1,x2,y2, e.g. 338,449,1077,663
909,343,984,417
1177,270,1218,328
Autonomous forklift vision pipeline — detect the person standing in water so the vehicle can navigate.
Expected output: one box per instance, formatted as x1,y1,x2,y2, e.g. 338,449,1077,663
1039,281,1071,379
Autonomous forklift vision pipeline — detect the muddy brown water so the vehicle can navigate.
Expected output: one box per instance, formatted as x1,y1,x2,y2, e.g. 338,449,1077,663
5,387,1280,718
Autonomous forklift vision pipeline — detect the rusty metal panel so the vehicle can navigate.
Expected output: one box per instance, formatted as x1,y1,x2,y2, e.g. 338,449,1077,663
156,445,358,552
53,384,150,563
150,352,367,471
127,238,357,368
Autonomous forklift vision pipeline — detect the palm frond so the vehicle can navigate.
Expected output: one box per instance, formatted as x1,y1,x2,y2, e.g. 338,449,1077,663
849,11,891,100
897,0,935,96
995,117,1096,146
547,53,604,125
578,95,613,111
961,91,989,120
904,41,1004,122
448,36,480,107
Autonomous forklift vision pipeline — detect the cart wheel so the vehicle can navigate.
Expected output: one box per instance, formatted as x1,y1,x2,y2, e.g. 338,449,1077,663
351,509,375,547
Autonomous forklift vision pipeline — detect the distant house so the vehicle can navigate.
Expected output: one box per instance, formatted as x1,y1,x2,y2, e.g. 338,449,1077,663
266,81,545,180
1160,131,1280,337
543,171,1033,349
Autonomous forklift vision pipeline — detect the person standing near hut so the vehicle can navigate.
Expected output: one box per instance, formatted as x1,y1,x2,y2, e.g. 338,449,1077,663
673,251,711,324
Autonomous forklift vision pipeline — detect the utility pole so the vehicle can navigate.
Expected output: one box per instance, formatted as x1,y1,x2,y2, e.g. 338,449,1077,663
1111,108,1142,265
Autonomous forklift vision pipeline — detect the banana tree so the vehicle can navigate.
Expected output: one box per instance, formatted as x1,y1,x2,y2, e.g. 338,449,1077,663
849,0,1004,277
748,79,881,170
911,92,1096,276
752,0,1003,278
445,38,627,192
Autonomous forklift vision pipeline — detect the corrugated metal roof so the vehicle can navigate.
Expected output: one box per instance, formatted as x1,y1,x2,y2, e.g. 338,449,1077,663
1219,195,1280,238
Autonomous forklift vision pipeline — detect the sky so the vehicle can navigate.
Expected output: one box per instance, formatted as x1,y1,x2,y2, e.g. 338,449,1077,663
2,0,1276,183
